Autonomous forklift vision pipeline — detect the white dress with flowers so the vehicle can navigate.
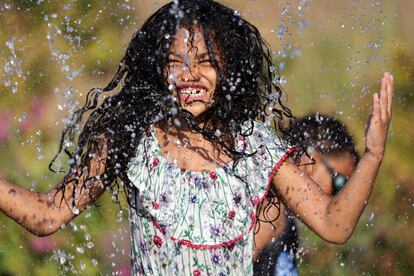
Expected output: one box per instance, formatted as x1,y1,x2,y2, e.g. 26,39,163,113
127,121,295,276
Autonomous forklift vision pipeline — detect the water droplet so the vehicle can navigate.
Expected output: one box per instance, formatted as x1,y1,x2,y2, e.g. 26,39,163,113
72,207,80,215
278,76,287,86
173,118,181,128
215,129,222,137
369,212,375,221
11,82,18,94
80,261,85,270
277,25,287,39
85,233,91,241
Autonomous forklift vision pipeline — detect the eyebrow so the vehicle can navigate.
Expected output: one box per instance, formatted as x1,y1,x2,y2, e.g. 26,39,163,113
168,51,211,60
197,52,210,59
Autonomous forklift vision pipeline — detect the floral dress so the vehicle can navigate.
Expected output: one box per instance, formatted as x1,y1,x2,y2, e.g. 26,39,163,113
127,121,295,276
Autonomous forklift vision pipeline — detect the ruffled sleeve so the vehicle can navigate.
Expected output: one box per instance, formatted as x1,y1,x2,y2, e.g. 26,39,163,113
234,121,296,207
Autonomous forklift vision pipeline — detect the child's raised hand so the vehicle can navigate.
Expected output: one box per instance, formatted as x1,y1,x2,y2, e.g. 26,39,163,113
365,72,393,159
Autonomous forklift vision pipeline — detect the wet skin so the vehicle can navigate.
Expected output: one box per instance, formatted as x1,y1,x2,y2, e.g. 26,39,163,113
156,26,231,172
253,151,357,260
165,26,218,118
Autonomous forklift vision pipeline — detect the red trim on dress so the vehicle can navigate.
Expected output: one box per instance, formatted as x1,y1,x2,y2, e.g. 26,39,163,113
151,146,297,249
253,146,297,207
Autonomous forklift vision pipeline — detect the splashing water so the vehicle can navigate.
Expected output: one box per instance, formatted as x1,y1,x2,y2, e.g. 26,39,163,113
0,0,409,275
3,37,23,93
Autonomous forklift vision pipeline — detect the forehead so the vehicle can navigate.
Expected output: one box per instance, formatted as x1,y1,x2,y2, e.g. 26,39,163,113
321,152,356,176
169,26,209,54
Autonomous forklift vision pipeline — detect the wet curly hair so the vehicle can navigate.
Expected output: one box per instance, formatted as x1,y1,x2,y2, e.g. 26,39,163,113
51,0,294,224
289,113,360,162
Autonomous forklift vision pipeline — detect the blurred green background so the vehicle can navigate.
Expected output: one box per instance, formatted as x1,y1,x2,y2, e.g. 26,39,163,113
0,0,413,275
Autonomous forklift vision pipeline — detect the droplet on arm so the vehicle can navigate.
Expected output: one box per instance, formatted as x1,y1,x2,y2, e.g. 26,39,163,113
8,189,16,196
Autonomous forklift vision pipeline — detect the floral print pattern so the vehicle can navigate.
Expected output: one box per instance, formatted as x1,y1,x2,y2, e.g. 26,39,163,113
127,121,294,275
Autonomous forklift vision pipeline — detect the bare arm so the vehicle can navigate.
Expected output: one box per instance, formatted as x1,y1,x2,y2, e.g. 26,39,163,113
0,139,108,236
273,73,393,243
253,200,286,260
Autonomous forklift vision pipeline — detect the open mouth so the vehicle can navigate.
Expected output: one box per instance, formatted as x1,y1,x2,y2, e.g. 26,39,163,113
177,87,210,104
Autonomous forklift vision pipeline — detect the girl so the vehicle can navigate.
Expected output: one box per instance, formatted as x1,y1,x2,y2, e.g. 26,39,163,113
0,1,393,275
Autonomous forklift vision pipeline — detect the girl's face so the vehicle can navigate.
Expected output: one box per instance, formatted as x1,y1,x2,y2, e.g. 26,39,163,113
165,26,219,117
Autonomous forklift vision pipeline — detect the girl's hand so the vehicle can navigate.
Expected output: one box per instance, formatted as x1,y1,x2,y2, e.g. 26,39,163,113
273,72,394,243
365,72,393,159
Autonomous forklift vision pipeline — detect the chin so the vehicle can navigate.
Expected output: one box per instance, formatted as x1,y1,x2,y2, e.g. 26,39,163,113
181,102,209,117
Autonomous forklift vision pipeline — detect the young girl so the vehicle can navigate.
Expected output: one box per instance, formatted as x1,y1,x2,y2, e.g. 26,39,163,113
0,1,393,275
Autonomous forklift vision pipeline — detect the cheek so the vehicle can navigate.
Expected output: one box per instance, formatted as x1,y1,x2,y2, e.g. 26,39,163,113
311,166,334,194
201,67,217,85
164,68,178,85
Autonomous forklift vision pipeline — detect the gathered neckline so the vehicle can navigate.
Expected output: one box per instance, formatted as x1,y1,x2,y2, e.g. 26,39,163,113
149,125,234,174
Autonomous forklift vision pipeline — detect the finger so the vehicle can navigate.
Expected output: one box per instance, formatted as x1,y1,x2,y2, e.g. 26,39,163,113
372,92,381,122
387,74,394,115
380,74,388,121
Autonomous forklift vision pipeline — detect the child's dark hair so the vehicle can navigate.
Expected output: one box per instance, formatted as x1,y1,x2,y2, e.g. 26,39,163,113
50,0,293,219
290,113,360,163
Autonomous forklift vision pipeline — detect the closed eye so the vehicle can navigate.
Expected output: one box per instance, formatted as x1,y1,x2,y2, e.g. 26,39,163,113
167,59,184,68
196,52,213,64
198,59,212,64
167,59,182,63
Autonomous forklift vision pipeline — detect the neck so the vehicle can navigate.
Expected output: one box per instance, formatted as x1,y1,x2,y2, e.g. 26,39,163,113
158,113,210,132
157,117,203,142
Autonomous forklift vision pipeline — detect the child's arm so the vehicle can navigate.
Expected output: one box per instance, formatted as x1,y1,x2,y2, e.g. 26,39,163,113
273,73,393,244
0,139,108,236
253,200,287,260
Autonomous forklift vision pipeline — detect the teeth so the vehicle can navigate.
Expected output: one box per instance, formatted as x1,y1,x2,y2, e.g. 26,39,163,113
179,88,207,94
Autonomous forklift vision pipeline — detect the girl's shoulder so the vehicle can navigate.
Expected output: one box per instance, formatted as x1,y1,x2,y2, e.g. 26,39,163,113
241,120,291,154
251,120,281,140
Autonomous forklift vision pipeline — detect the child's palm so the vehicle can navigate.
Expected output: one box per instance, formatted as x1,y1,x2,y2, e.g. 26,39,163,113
365,73,393,158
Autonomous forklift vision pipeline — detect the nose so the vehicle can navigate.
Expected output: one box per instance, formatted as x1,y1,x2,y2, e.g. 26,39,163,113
179,62,200,82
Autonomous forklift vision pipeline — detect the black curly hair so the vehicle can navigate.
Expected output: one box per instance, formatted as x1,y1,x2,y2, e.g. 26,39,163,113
289,113,360,163
51,0,294,227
